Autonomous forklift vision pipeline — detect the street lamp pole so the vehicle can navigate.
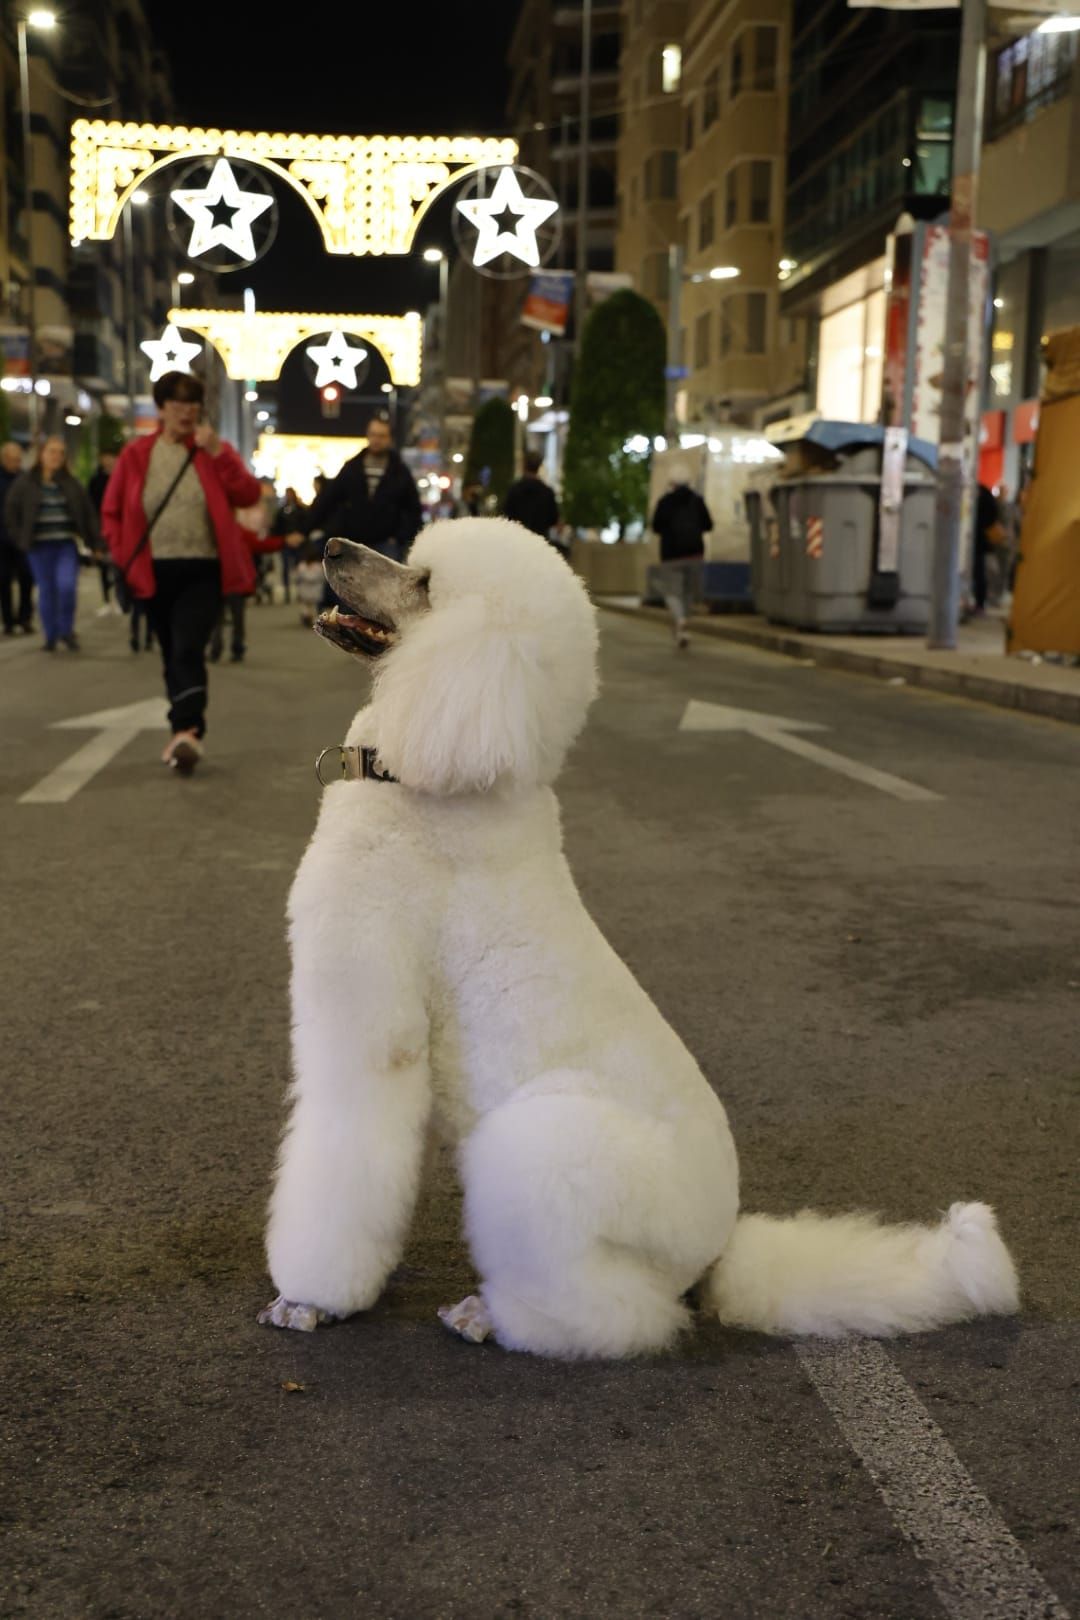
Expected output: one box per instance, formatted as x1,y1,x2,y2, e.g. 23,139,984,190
17,16,42,439
666,244,683,439
122,204,137,431
927,0,988,649
574,0,592,352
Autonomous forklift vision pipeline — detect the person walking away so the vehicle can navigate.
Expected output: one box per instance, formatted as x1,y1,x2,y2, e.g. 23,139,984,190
0,441,35,636
650,476,712,649
4,436,100,652
288,415,421,573
970,483,1008,618
504,450,560,544
87,449,119,614
102,371,261,774
276,485,305,603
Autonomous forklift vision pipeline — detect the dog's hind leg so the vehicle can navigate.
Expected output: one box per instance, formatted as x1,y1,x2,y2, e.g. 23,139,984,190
458,1083,736,1359
261,952,431,1330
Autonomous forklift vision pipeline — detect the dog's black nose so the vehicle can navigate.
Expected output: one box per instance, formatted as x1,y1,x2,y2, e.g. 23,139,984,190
325,537,343,559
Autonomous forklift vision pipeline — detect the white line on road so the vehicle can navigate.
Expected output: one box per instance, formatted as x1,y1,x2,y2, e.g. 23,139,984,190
19,698,167,804
680,699,942,802
796,1339,1071,1620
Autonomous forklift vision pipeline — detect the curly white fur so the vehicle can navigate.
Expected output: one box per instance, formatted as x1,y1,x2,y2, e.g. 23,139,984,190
264,517,1019,1357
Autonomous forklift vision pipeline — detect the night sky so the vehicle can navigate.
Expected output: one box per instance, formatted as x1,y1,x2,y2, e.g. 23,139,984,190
141,1,522,318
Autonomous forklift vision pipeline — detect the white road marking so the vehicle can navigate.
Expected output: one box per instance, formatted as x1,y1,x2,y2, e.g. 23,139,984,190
680,699,941,802
797,1340,1071,1620
19,698,167,804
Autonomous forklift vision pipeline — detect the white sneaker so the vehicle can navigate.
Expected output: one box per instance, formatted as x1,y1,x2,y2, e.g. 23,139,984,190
674,618,691,649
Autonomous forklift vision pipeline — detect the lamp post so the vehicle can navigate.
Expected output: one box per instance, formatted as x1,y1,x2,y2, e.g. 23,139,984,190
574,0,592,352
16,8,57,441
423,247,449,465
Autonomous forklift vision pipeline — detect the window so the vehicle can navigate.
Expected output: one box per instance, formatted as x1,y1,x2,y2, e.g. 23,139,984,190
725,168,738,228
703,67,720,128
645,150,678,200
694,311,711,370
684,103,695,151
752,26,779,92
698,190,715,250
661,43,681,93
745,292,767,354
730,35,744,99
749,160,772,223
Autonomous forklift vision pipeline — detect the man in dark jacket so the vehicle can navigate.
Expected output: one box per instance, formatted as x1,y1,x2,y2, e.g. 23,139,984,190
0,441,34,635
504,450,560,544
295,416,422,567
650,478,713,649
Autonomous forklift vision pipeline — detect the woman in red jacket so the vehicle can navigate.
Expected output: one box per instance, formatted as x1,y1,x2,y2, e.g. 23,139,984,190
102,371,261,773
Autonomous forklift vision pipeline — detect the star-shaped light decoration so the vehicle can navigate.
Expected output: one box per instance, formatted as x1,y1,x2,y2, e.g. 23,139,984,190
305,329,368,390
456,166,558,270
171,158,274,262
140,323,202,382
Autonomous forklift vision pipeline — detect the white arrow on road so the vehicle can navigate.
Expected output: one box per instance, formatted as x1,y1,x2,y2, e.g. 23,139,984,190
679,700,941,802
19,698,168,805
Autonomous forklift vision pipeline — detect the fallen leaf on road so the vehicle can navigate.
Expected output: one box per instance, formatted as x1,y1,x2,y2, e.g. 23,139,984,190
280,1381,306,1393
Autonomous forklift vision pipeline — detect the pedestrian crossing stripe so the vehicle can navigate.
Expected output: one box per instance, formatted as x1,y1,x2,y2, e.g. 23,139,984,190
806,516,824,560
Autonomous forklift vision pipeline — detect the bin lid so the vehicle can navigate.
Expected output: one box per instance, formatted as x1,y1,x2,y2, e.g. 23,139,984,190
775,419,938,470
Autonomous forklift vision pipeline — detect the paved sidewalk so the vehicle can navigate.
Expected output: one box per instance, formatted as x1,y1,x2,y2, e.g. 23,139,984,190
597,599,1080,726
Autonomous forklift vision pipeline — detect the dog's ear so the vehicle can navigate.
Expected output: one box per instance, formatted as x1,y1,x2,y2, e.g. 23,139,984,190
371,591,597,795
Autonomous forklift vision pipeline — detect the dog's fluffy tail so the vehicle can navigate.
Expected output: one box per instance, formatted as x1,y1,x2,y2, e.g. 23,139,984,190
701,1201,1019,1338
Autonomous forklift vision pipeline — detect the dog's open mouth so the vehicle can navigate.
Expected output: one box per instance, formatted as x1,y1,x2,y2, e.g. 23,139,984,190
314,604,396,659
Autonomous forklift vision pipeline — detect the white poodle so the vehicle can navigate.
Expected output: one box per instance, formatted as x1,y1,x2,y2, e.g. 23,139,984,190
260,518,1019,1357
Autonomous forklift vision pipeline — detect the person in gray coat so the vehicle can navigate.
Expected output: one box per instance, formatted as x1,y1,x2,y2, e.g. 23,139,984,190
4,436,100,651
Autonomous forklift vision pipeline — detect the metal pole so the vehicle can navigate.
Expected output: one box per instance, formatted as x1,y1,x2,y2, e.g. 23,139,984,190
439,254,449,467
574,0,592,350
122,206,137,432
666,243,683,439
17,21,39,441
927,0,987,650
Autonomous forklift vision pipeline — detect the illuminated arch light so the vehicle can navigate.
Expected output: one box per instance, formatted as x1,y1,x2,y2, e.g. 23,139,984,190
70,120,518,256
171,309,422,386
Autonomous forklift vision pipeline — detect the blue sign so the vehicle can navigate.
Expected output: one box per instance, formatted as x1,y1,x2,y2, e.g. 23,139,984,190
665,365,689,380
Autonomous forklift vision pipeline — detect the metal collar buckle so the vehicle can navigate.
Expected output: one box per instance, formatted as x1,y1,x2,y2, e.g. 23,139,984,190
314,744,397,787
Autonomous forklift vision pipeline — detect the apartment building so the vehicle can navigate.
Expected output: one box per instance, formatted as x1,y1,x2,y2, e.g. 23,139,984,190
0,1,178,442
616,0,805,429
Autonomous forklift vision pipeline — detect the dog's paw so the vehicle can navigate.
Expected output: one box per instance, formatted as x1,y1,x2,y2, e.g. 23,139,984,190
257,1294,338,1332
437,1293,493,1345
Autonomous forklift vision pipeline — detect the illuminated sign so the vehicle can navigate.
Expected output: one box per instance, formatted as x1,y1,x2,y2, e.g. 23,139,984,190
139,322,202,381
71,121,518,256
170,310,422,385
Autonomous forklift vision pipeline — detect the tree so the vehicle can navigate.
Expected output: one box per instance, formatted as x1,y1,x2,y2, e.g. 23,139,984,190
563,288,666,535
464,396,515,508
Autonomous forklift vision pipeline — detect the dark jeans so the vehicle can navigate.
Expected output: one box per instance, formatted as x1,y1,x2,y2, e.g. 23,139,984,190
28,542,80,643
0,542,34,630
209,594,246,659
147,559,221,737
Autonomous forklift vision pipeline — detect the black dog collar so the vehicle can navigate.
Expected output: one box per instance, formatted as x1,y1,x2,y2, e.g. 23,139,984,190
315,744,398,787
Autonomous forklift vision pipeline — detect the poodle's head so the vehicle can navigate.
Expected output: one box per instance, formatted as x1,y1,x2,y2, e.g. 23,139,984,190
318,517,598,796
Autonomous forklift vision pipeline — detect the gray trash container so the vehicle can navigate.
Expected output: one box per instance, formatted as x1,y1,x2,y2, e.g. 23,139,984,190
765,423,938,634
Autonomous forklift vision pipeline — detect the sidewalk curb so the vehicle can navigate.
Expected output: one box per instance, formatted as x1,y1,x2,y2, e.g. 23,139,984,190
596,600,1080,728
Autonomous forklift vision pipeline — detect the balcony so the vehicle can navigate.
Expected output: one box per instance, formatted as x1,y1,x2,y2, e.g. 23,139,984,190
988,29,1077,140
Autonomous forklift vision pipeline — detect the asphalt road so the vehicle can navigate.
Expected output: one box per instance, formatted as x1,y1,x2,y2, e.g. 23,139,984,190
2,590,1077,1620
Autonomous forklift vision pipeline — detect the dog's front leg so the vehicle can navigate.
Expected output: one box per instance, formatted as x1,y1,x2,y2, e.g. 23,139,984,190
261,958,431,1331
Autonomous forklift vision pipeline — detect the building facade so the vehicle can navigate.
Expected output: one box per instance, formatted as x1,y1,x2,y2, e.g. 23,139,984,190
781,0,958,425
615,0,805,430
0,1,179,447
979,20,1080,493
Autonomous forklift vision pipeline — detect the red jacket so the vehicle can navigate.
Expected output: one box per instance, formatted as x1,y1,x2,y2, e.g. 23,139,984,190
102,432,262,600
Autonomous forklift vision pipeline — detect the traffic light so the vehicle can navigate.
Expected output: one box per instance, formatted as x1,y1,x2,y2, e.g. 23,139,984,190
320,384,341,420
